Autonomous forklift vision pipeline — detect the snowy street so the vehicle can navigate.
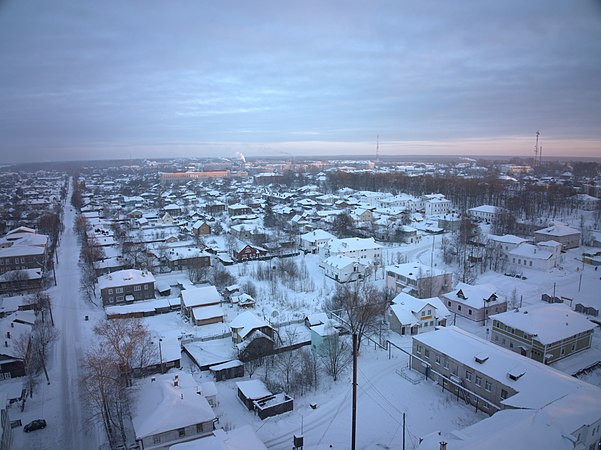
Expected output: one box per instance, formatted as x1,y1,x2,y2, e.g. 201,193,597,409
13,180,102,450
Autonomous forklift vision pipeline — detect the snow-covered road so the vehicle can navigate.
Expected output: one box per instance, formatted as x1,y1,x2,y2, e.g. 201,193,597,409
45,179,100,449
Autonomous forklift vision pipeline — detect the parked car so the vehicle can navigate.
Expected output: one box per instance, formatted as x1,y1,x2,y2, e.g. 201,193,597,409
23,419,47,432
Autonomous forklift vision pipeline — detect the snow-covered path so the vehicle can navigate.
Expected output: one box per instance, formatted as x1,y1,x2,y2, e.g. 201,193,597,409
46,180,99,449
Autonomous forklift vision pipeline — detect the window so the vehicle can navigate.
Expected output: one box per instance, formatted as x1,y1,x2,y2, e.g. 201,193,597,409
447,301,451,307
529,261,532,266
509,342,514,348
435,355,441,365
500,389,508,400
153,436,161,445
20,257,25,263
116,296,124,302
468,309,472,315
427,309,432,315
108,288,113,294
421,311,425,317
443,360,449,370
466,371,473,382
457,305,462,311
571,344,575,351
196,423,204,433
416,345,422,354
494,335,498,341
424,349,430,358
178,428,186,438
109,297,114,303
475,376,482,386
116,287,124,294
134,285,142,291
144,284,149,290
485,380,492,392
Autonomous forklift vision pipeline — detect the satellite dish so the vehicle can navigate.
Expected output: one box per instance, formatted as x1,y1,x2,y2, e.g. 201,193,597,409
271,310,279,318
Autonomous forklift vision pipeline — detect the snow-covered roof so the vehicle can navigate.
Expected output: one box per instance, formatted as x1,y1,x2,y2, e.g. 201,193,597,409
322,255,365,270
328,237,382,253
0,244,45,258
490,303,597,345
235,379,272,400
413,326,600,411
385,262,449,279
181,285,222,308
192,304,224,322
0,268,42,282
468,205,500,214
229,311,271,340
442,282,501,309
97,269,155,289
300,229,336,243
131,373,215,440
508,243,552,260
535,223,580,237
305,312,329,327
489,234,528,245
390,292,450,322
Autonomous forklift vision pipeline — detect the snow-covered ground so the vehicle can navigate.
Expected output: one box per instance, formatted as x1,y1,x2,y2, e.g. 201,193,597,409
6,186,601,449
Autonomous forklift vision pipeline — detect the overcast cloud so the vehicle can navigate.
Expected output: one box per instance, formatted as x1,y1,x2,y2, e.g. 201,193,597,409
0,0,600,162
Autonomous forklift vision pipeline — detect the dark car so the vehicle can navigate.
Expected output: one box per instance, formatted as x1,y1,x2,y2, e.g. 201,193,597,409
23,419,46,432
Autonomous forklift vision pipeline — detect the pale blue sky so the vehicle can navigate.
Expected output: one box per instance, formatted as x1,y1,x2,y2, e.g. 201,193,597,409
0,0,600,162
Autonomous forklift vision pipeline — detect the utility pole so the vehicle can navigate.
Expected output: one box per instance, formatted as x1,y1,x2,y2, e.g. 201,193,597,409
352,333,358,450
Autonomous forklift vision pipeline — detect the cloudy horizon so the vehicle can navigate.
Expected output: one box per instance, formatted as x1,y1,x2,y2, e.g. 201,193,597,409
1,0,600,163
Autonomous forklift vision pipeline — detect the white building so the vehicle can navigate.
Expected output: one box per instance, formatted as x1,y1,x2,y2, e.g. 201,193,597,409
507,240,562,271
321,255,368,283
441,282,506,323
389,292,450,336
299,229,336,253
321,237,382,264
468,205,502,224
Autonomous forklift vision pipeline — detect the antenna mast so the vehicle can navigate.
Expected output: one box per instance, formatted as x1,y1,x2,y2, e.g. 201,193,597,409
534,131,540,166
376,135,380,164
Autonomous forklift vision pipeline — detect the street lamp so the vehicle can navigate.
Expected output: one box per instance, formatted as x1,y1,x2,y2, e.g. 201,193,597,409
159,338,164,373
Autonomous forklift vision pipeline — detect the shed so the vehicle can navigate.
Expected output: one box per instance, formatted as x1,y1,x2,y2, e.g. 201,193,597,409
236,379,272,410
209,359,245,382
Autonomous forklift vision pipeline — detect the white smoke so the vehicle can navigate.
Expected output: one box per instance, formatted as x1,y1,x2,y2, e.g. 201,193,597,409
235,152,246,163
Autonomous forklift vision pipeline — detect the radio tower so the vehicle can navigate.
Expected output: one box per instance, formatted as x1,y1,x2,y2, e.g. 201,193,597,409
376,135,380,164
534,131,540,166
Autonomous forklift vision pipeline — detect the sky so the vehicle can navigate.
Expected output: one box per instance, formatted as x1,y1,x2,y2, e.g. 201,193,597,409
0,0,600,163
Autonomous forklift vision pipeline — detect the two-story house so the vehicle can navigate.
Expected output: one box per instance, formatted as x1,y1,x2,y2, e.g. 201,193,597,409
490,303,597,363
98,269,156,306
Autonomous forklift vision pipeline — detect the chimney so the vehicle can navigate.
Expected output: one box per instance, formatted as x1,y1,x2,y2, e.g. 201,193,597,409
440,442,447,450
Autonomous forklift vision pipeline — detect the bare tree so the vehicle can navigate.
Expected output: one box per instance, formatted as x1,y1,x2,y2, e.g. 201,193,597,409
33,291,54,325
14,334,38,401
93,318,157,387
318,331,352,382
81,343,131,448
31,321,59,384
325,282,387,353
